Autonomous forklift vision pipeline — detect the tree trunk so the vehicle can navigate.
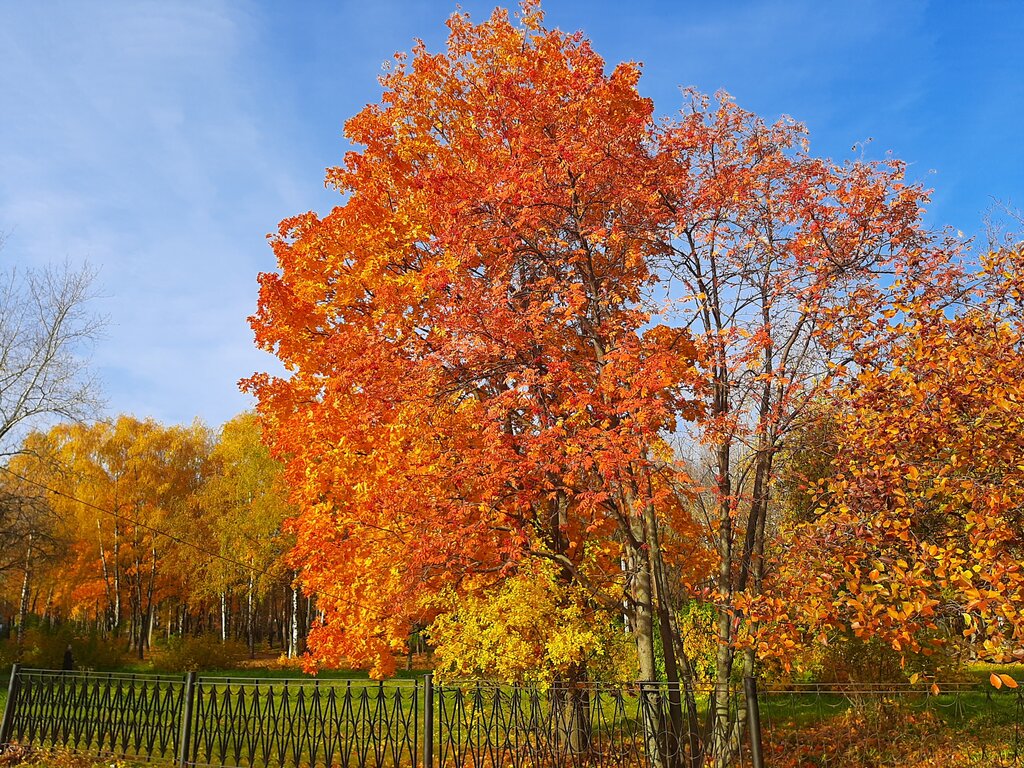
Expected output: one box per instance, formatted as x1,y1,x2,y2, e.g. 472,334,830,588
112,522,121,633
711,438,739,768
644,494,689,768
42,586,54,627
220,590,228,643
143,544,157,655
627,526,664,768
16,534,34,652
247,574,255,658
629,537,658,682
97,521,113,633
289,580,299,658
267,592,276,650
134,551,145,659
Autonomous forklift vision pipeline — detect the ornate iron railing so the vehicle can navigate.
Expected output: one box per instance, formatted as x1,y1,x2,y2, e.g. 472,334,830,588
434,680,755,768
0,667,185,762
2,666,1023,768
188,677,419,768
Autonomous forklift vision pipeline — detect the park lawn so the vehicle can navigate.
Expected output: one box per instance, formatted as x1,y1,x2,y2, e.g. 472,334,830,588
962,660,1024,687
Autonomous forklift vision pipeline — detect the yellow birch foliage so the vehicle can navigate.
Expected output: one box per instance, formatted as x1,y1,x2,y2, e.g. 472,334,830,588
427,558,636,684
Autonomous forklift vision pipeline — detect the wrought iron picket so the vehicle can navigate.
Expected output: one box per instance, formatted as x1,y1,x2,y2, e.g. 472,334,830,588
0,663,20,748
433,680,729,768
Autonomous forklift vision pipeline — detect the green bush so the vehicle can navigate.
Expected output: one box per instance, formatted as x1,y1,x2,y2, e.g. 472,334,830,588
0,624,125,672
151,635,248,672
797,632,965,685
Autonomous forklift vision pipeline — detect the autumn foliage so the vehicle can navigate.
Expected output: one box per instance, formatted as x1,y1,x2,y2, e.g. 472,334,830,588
0,413,299,664
755,248,1024,668
246,2,702,678
1,7,1023,768
242,0,1024,716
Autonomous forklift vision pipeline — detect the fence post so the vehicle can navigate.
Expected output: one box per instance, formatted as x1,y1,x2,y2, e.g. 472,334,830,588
743,676,765,768
177,671,197,768
423,673,434,768
0,664,20,748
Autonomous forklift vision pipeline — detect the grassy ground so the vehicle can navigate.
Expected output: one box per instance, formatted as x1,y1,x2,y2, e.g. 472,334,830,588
0,745,141,768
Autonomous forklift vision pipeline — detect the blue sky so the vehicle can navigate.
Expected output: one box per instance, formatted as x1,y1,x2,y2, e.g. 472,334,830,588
1,1,1021,429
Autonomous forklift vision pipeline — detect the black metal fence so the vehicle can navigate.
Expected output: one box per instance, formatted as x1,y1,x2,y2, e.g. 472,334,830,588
433,680,749,768
2,665,1022,768
189,677,419,768
0,668,186,761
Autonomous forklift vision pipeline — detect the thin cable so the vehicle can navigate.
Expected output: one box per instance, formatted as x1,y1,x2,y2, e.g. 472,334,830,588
0,463,617,653
0,463,392,621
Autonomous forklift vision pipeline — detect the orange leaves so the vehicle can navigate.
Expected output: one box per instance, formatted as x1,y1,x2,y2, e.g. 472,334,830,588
246,0,1009,683
246,3,709,674
761,289,1024,669
990,673,1018,689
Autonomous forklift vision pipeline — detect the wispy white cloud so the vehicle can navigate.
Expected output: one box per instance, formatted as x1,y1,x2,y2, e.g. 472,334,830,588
0,0,297,428
1,0,1020,430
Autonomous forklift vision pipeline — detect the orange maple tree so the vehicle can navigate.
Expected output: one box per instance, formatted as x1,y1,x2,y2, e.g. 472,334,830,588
245,5,987,761
245,2,702,678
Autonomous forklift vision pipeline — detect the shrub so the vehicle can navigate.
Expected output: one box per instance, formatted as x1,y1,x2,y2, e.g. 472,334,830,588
787,632,966,685
0,625,125,672
151,635,248,672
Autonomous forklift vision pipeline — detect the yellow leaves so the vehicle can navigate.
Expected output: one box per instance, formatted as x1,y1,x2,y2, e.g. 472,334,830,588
429,559,636,684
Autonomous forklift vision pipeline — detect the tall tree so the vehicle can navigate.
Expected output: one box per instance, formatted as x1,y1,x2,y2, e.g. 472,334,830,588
26,416,213,656
0,253,104,624
652,93,964,756
246,2,701,680
199,412,292,657
753,247,1024,669
0,454,64,651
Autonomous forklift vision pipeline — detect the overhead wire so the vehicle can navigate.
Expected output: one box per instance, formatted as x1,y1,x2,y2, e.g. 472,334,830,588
0,463,393,622
0,463,619,645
